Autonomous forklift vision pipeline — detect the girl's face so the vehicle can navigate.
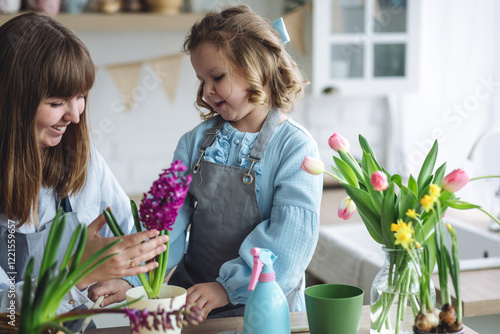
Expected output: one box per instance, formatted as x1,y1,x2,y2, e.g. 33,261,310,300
190,42,269,132
35,95,85,147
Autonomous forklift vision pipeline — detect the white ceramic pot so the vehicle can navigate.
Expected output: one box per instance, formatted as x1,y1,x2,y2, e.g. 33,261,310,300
125,284,187,334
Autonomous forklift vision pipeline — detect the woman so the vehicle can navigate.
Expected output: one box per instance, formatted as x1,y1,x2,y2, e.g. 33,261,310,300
0,12,167,328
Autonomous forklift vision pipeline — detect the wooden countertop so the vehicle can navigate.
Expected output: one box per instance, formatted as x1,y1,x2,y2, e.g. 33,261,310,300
433,267,500,317
86,306,479,334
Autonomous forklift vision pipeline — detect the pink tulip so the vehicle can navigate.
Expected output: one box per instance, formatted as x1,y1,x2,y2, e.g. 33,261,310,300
301,156,325,175
371,171,389,191
442,169,470,193
328,133,350,153
338,196,356,220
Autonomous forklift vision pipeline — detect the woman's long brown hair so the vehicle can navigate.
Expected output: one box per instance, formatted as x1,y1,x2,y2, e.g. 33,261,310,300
0,12,95,226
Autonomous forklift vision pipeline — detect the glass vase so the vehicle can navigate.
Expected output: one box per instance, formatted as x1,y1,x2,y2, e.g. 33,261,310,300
370,247,434,334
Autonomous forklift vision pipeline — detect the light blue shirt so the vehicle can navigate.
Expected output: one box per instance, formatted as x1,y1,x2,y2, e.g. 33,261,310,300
167,116,323,311
0,148,134,315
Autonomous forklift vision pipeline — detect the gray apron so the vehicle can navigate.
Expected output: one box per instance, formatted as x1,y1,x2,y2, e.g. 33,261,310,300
169,109,302,318
0,197,95,331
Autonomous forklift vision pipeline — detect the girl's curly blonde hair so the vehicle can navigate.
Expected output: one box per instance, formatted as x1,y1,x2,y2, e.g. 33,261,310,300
183,5,305,120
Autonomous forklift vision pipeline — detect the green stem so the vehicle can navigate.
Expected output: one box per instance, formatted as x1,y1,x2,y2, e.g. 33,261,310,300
469,175,500,181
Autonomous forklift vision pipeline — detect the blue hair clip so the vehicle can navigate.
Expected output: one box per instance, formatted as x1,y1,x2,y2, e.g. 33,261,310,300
271,17,290,44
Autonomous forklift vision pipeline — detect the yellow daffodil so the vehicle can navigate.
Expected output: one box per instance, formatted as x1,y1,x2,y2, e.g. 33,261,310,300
420,194,434,213
429,184,442,199
391,218,405,232
393,220,414,249
406,209,419,219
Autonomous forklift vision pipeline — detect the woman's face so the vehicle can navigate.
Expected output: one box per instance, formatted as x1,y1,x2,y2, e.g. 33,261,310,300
35,95,85,147
190,42,269,132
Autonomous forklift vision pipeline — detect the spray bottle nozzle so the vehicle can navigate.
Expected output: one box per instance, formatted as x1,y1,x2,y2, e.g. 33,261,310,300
248,247,276,291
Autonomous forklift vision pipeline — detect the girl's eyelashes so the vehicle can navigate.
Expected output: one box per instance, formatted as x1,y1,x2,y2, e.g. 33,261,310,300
214,74,225,81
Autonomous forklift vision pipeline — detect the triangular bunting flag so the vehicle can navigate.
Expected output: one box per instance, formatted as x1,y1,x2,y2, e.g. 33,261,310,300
147,54,184,103
106,62,143,110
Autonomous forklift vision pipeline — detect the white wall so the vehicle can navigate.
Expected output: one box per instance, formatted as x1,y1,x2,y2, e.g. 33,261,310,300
79,0,500,207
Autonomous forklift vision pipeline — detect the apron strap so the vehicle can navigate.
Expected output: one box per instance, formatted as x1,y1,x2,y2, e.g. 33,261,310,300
199,116,225,151
60,197,73,213
193,116,226,173
248,108,281,162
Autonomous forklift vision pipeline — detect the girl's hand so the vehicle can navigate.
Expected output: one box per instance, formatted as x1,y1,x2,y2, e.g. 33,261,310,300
88,279,133,307
186,282,229,317
75,214,169,290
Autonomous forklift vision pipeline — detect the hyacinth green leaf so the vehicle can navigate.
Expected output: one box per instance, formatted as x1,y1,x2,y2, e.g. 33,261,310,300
333,156,358,187
417,140,438,196
131,199,143,233
380,182,397,247
433,162,447,185
343,184,384,244
20,259,34,332
338,150,364,183
408,175,418,196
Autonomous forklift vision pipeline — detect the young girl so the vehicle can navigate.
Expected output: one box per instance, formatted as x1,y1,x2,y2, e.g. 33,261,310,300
0,13,168,328
166,5,323,318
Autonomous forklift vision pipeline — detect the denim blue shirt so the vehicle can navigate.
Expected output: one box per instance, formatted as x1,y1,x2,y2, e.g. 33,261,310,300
167,116,322,311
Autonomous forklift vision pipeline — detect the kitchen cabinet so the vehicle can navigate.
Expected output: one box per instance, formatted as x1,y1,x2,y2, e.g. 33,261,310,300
312,0,421,95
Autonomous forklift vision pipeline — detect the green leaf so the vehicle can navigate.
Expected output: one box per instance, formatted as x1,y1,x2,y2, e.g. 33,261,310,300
131,199,143,233
333,156,359,187
103,209,122,237
408,175,418,196
39,208,63,282
60,224,83,270
20,259,35,333
397,186,418,220
343,184,384,244
443,200,481,210
69,225,87,273
338,150,364,184
380,182,397,247
361,152,384,215
359,135,382,170
433,162,447,185
417,140,438,196
329,166,348,184
391,174,403,188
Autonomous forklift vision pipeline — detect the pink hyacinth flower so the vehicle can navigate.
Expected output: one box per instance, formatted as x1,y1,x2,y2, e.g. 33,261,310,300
371,171,389,191
328,133,350,153
301,156,325,175
338,196,356,220
442,169,470,193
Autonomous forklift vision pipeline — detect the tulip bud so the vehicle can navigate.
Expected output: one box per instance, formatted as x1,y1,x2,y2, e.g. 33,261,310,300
338,196,356,220
370,171,389,191
301,156,325,175
328,133,350,153
442,169,470,193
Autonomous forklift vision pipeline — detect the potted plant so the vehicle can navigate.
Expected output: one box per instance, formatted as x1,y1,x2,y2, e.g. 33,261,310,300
301,133,499,334
0,208,205,334
104,160,192,334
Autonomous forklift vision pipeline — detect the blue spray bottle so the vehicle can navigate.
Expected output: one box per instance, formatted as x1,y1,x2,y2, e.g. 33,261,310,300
243,247,290,334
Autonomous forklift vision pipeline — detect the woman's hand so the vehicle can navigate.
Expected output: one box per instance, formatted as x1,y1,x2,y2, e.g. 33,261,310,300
186,282,229,317
75,214,168,290
88,279,133,307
